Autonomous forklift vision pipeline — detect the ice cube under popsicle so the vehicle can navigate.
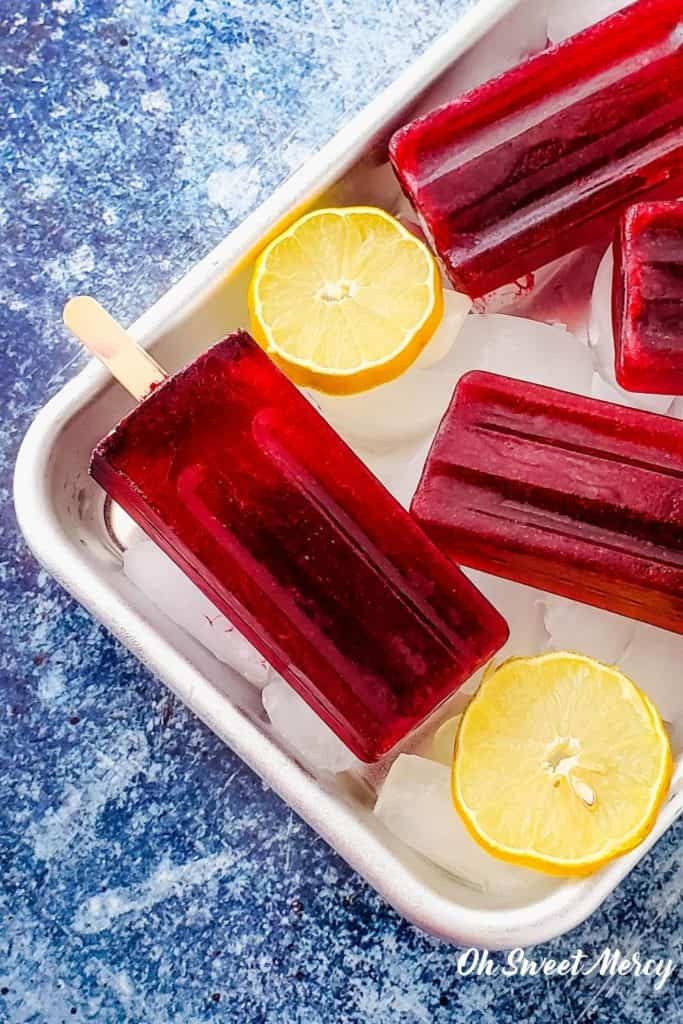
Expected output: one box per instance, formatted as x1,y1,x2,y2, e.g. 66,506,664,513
411,371,683,634
69,300,508,762
390,0,683,298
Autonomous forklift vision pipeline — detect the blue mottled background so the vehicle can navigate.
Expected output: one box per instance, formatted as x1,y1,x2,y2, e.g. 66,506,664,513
1,1,681,1021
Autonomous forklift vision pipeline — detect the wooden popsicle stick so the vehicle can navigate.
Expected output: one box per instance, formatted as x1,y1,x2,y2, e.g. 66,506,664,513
63,295,167,401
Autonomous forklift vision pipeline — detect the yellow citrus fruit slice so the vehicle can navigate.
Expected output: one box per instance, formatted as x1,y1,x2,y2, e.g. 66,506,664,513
248,206,443,394
452,652,672,877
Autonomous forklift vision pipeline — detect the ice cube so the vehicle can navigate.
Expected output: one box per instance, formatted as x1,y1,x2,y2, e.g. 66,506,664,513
591,372,674,415
588,248,675,415
547,0,630,43
430,714,463,766
374,755,547,893
463,569,546,660
453,314,594,396
416,0,548,114
587,246,614,375
667,397,683,420
666,718,683,759
316,311,592,450
618,624,683,724
344,427,431,512
487,245,605,340
416,289,472,367
312,289,471,449
262,678,362,775
473,250,589,320
393,188,418,224
123,538,269,687
311,372,437,449
379,436,433,510
543,594,635,665
591,372,639,409
356,687,475,797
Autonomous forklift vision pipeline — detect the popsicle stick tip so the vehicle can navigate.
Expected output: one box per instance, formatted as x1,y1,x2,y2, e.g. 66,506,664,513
62,294,167,401
63,295,119,347
63,294,100,328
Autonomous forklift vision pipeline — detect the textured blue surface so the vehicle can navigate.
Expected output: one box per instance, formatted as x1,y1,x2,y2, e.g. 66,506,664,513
2,1,682,1021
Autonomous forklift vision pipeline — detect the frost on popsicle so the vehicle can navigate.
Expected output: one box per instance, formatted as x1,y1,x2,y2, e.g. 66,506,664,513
374,755,546,894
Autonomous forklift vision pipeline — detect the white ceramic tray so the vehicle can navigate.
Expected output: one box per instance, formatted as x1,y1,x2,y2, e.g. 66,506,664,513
14,0,683,949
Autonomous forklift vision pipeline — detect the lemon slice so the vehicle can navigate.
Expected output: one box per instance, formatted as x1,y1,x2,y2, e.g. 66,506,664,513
452,652,672,877
248,206,443,394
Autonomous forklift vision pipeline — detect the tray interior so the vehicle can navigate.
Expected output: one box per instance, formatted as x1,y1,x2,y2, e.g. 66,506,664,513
19,0,683,944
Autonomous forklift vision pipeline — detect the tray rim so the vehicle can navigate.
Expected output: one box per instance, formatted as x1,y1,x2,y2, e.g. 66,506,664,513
14,0,683,950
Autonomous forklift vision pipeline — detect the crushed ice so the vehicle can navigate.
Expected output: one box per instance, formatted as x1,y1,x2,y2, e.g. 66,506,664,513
262,678,362,776
123,538,270,688
374,755,549,894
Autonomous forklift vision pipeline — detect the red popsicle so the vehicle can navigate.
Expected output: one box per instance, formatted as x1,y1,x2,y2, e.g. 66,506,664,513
411,370,683,634
390,0,683,298
613,201,683,394
91,333,508,761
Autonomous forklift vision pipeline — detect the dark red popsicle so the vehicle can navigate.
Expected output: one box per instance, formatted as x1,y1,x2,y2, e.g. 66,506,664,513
390,0,683,298
411,370,683,634
613,201,683,394
91,333,508,761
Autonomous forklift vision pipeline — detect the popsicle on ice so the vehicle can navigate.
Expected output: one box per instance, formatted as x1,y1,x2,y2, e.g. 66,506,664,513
613,201,683,394
411,370,683,634
90,330,508,762
389,0,683,298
